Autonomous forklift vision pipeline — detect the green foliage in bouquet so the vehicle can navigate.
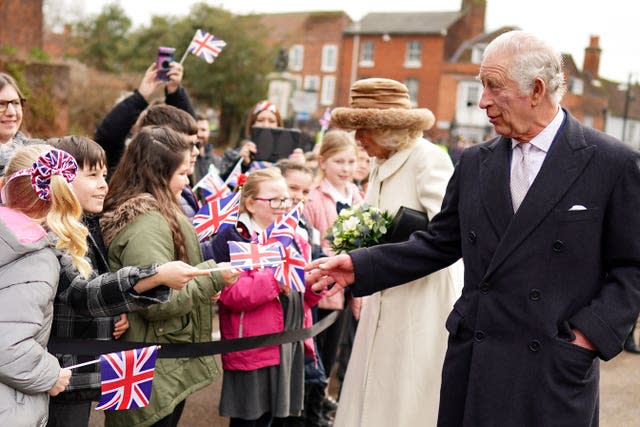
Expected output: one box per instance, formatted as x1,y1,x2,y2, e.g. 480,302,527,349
326,204,394,254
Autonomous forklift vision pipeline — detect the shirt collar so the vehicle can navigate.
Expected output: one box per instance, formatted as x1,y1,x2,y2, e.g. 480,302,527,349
511,107,565,153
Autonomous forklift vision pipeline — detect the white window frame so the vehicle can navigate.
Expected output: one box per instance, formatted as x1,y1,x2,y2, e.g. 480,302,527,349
320,76,336,106
404,78,419,107
471,44,487,64
321,44,338,72
288,44,304,72
359,40,374,67
404,40,422,68
303,75,321,92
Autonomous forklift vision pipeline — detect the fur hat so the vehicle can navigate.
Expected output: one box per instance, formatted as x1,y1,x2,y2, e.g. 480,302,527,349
331,78,435,131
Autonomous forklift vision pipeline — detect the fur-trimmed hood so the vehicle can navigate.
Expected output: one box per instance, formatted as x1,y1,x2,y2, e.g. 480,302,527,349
100,193,161,248
331,78,435,131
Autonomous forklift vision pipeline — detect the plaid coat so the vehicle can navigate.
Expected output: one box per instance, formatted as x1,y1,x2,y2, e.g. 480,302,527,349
51,215,169,399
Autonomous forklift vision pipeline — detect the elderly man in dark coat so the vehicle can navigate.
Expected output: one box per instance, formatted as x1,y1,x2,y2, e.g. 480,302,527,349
305,30,640,427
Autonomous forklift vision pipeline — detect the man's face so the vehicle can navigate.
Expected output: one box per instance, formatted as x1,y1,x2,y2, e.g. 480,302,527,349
71,163,108,214
478,51,535,141
196,119,210,147
183,133,199,175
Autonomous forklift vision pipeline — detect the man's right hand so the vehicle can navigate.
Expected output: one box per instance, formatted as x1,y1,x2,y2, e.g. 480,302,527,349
305,254,355,296
48,368,71,396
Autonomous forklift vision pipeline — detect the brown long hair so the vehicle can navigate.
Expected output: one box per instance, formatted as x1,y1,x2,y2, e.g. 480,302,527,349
104,126,191,262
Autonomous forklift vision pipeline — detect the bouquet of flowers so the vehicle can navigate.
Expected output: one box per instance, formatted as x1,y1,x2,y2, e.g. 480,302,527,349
326,203,394,254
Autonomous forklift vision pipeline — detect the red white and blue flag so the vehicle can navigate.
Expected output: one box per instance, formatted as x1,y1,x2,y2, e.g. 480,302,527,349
95,345,159,411
257,202,303,247
192,191,240,241
319,107,332,132
225,159,244,190
187,29,227,64
228,241,283,270
274,246,306,292
193,169,231,202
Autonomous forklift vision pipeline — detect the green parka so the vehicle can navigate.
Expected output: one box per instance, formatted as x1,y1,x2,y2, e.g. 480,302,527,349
100,195,224,427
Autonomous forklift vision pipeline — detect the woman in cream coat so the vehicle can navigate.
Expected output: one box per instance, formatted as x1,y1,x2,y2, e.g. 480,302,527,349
330,78,464,427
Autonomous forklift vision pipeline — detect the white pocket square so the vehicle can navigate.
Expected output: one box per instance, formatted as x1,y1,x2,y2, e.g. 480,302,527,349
569,205,587,211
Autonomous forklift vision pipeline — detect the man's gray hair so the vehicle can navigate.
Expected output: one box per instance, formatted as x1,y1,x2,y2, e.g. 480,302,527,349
484,31,567,105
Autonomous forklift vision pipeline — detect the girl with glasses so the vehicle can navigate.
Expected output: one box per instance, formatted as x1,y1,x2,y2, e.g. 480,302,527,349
209,167,321,427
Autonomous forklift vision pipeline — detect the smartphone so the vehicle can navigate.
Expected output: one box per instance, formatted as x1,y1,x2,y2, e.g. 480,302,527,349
156,47,176,81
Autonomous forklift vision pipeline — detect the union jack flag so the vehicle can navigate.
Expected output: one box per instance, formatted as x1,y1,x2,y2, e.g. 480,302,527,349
225,159,243,190
257,202,303,247
228,241,283,270
95,345,158,411
193,191,240,241
274,245,306,292
193,170,231,201
187,29,227,64
319,107,332,132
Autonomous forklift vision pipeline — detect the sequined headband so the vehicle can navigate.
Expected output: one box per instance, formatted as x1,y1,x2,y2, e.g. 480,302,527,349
2,149,78,201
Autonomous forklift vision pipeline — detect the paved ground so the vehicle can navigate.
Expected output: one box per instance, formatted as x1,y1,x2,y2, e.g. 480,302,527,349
90,329,640,427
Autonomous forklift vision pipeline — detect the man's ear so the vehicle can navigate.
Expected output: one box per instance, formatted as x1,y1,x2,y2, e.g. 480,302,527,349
531,78,546,106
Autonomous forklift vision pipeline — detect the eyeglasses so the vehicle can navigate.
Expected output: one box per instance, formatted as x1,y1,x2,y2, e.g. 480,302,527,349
253,197,293,209
0,98,24,114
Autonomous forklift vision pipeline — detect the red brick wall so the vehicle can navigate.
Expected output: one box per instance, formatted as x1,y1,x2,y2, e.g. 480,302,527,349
0,0,43,53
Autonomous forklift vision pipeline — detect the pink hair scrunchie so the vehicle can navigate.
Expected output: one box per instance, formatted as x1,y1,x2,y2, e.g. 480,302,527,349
3,149,78,201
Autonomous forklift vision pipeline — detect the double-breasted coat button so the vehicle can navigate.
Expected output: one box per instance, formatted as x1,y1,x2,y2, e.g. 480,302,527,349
529,289,541,300
552,240,565,252
474,330,486,342
467,231,477,243
528,340,541,352
479,282,490,294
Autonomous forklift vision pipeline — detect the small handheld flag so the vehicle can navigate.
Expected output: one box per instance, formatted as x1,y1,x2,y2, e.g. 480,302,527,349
180,29,227,65
228,241,283,270
274,245,306,292
95,345,159,411
193,191,240,241
319,107,332,132
225,158,244,190
256,202,303,247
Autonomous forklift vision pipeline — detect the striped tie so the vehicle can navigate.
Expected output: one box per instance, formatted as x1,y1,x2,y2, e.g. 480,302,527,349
511,143,531,212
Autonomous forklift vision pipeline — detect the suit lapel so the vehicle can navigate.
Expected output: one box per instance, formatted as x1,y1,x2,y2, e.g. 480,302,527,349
483,113,596,279
479,137,513,238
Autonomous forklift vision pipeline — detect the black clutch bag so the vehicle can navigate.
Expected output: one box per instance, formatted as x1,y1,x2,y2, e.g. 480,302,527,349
384,206,430,243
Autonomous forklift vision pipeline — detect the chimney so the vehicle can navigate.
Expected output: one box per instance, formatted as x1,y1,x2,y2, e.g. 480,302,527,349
461,0,486,38
583,35,601,78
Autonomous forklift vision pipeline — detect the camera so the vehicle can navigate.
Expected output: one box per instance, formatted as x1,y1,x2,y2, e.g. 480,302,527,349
156,47,175,81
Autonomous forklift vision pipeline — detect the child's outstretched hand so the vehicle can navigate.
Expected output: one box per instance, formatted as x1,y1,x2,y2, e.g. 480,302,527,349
156,261,213,290
217,263,239,286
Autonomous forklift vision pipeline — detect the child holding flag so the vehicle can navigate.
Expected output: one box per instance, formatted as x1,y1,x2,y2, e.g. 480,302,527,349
209,168,322,426
47,136,211,427
100,127,238,427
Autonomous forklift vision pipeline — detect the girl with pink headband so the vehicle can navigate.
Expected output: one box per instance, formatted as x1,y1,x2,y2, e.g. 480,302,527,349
0,145,86,426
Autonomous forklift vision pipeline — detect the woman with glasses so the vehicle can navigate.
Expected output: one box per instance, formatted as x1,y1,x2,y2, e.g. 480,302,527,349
0,73,40,176
208,167,316,427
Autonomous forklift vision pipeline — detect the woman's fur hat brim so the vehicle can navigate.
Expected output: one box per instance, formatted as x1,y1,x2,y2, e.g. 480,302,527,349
331,77,436,131
331,106,435,131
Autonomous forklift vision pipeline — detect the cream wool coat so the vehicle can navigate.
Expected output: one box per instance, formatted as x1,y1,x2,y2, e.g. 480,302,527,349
334,138,464,427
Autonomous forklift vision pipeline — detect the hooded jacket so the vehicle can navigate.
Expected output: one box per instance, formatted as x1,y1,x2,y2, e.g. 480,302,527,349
100,194,225,427
0,206,61,427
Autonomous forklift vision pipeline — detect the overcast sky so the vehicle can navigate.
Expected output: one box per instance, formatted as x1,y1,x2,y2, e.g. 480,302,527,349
73,0,639,84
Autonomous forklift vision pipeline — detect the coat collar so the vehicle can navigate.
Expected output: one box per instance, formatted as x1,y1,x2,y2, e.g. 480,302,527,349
480,110,596,279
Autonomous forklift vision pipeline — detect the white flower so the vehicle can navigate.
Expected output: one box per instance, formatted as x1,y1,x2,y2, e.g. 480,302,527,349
342,216,360,232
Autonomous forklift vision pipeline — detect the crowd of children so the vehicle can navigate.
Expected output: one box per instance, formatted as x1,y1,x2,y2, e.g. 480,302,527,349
0,64,372,427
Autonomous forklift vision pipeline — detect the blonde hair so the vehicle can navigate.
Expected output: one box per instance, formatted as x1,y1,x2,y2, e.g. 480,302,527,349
3,145,91,278
317,130,358,179
239,168,285,214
